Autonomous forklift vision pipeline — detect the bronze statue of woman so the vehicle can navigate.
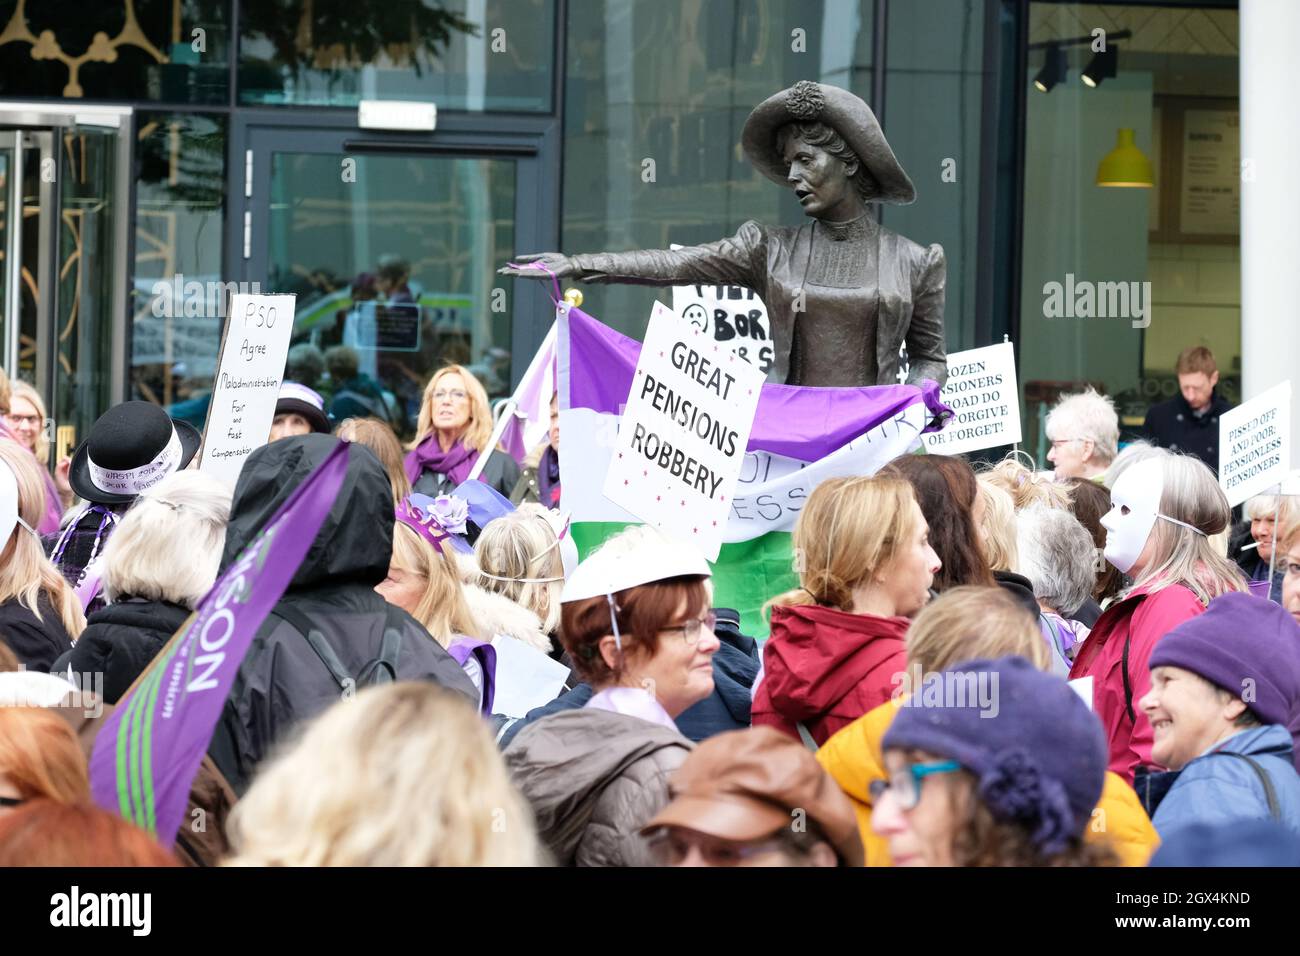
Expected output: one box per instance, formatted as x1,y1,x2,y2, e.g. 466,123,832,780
501,81,947,389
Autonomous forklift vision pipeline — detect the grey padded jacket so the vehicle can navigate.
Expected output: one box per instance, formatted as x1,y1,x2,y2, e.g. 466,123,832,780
504,707,692,867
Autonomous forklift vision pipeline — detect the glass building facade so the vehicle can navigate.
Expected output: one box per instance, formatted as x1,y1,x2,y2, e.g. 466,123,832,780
0,0,1239,457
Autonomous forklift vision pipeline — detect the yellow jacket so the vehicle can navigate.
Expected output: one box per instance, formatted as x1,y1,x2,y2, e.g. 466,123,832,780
815,699,1160,866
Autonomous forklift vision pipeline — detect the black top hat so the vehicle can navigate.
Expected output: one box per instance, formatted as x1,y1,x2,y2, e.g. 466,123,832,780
69,401,202,505
274,382,332,434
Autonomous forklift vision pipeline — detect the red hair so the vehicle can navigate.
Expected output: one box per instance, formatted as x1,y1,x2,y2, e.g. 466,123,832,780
560,577,709,686
0,707,89,803
0,800,178,866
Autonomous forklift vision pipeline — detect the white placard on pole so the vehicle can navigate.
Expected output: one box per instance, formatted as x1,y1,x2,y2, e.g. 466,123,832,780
921,342,1022,456
199,293,297,486
1218,380,1291,508
603,301,766,561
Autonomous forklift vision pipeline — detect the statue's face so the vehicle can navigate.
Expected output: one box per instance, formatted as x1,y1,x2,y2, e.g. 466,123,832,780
782,135,858,219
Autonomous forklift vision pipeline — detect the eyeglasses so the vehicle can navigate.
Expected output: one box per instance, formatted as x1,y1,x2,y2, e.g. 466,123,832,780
1049,438,1084,449
432,389,468,403
645,827,789,867
0,796,24,808
662,612,717,647
868,760,961,811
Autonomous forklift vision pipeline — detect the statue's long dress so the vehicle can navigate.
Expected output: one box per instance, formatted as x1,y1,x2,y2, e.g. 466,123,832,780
568,214,947,389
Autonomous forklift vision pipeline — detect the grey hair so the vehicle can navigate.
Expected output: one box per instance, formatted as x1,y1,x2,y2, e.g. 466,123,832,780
775,121,878,202
102,470,232,608
1016,505,1097,614
1103,440,1167,490
1046,388,1119,466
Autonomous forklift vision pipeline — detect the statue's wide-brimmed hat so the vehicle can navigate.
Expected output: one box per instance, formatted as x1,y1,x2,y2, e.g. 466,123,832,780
741,81,916,205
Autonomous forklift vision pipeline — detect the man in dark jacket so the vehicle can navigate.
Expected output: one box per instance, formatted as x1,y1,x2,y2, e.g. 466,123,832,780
1143,346,1233,474
207,434,476,796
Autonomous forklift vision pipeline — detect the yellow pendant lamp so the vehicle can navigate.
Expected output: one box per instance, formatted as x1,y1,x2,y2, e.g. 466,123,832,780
1096,128,1154,188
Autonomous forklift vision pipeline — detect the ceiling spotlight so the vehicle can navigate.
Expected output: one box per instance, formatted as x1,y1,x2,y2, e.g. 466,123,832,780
1033,44,1067,93
1081,45,1118,88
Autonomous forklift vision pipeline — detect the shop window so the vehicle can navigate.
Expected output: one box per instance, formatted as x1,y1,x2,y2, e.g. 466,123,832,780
238,0,554,112
0,0,229,104
1018,2,1239,463
131,113,226,425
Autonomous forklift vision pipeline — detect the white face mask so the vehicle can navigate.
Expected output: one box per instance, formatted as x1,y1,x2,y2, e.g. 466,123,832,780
1102,458,1165,574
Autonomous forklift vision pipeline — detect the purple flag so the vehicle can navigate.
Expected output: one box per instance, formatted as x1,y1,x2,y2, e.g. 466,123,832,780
89,441,351,846
564,305,952,460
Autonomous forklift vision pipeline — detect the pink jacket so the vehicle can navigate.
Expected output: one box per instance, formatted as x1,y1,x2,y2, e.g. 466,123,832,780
1069,583,1205,784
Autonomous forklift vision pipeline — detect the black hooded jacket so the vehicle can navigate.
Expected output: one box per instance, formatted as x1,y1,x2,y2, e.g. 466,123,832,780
207,435,477,796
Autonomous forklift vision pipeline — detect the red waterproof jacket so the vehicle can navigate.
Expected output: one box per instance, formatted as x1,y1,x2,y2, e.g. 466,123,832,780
1069,583,1205,784
752,604,908,746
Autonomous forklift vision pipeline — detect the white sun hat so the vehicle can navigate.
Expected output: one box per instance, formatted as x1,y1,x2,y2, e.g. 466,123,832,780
561,524,711,604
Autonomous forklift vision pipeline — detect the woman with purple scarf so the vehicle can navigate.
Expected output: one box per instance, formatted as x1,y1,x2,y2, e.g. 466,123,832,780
403,364,520,499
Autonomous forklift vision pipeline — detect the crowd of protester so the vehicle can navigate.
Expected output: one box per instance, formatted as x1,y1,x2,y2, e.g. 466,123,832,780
0,343,1298,869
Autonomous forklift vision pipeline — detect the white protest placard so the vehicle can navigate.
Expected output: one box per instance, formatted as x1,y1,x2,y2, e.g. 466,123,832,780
921,342,1021,455
604,301,766,560
670,249,775,377
1218,380,1291,507
199,293,297,486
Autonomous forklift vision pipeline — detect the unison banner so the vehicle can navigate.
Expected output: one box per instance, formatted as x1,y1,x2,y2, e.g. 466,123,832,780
89,441,351,846
558,305,951,637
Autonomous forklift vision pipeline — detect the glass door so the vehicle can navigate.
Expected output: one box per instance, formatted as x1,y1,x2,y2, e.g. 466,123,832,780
0,128,49,391
246,127,548,443
0,108,132,460
0,131,17,375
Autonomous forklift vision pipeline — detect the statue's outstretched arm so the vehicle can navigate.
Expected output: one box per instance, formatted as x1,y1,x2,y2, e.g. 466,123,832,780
499,221,767,293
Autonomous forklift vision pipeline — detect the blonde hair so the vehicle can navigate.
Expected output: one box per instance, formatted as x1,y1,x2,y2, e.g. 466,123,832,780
0,444,84,638
409,365,493,455
9,382,49,466
1245,494,1291,522
1128,455,1246,605
769,476,920,613
474,507,565,635
390,521,480,646
906,586,1051,674
337,417,410,504
975,478,1018,573
980,456,1072,511
102,471,232,608
0,365,10,415
225,683,544,866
